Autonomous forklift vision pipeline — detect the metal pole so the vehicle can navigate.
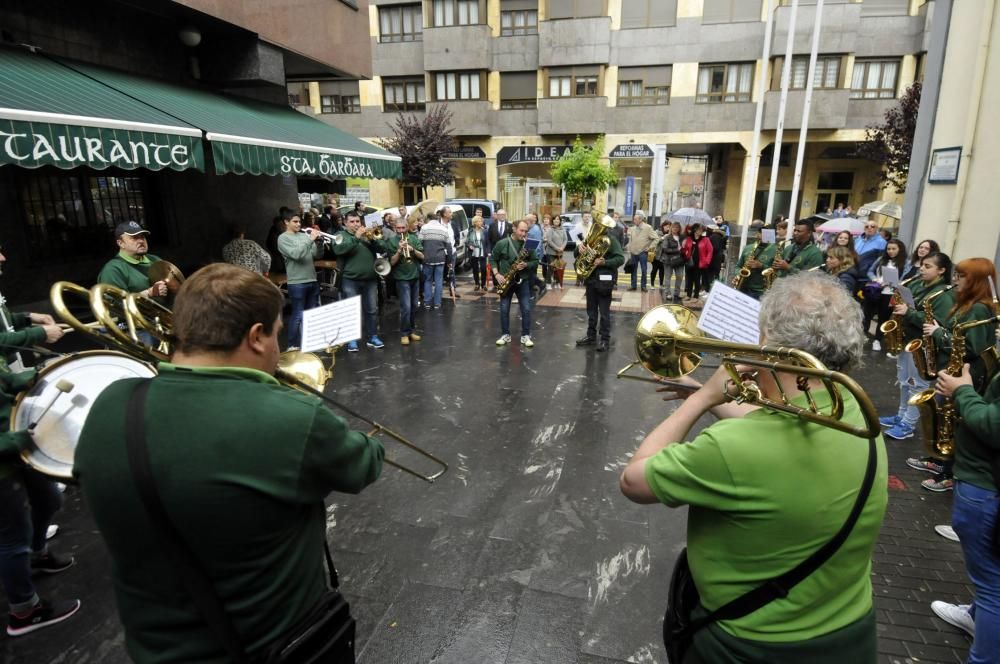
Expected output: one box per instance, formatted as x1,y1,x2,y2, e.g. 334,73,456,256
788,0,824,227
738,0,778,256
765,0,799,241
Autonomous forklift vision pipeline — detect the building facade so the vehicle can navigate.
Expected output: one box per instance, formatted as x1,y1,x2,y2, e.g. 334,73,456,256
295,0,929,223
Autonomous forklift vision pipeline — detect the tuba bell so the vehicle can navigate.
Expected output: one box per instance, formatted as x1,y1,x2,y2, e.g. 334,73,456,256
575,215,617,279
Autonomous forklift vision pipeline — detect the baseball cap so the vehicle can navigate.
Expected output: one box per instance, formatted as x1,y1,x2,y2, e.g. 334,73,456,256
114,221,150,239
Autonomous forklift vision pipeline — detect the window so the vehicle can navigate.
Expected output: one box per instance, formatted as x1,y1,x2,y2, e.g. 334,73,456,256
379,4,422,42
501,0,538,36
320,94,361,114
500,71,538,108
547,66,600,97
617,66,671,105
621,0,676,28
434,71,483,101
850,59,899,99
860,0,910,17
815,171,855,212
702,0,762,23
771,55,842,90
431,0,482,26
383,77,426,111
696,62,753,103
547,0,605,20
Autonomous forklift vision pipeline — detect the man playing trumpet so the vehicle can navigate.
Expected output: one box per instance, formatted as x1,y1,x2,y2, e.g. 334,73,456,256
387,215,424,346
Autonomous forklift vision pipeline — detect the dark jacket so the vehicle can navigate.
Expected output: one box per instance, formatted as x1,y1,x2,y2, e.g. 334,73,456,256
486,219,512,253
708,232,727,270
578,235,625,286
656,234,684,267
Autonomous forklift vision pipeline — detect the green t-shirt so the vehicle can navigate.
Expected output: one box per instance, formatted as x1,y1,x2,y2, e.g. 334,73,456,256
276,232,323,284
97,251,162,293
954,377,1000,491
645,386,887,646
74,364,384,663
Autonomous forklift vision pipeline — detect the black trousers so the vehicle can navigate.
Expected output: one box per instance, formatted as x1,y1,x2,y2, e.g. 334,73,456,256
585,282,613,341
471,256,487,288
650,260,665,287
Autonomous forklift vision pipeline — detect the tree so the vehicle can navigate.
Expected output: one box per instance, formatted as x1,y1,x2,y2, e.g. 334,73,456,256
377,105,456,198
856,81,921,194
549,136,618,207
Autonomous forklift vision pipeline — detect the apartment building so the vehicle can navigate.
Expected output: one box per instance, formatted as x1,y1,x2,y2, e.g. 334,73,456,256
295,0,930,222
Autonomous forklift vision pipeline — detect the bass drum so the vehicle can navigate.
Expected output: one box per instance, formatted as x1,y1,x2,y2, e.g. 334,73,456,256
13,350,157,479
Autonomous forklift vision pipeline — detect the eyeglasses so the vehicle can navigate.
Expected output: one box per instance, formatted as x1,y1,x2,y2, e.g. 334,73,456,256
865,225,876,229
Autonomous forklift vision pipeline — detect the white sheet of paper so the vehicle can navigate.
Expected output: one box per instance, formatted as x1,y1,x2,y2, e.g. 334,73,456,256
599,274,612,281
698,282,761,345
898,285,916,308
882,265,899,287
364,212,382,228
761,229,776,244
301,296,362,352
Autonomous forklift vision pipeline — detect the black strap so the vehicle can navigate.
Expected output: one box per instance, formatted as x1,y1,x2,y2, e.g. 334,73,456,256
686,434,879,633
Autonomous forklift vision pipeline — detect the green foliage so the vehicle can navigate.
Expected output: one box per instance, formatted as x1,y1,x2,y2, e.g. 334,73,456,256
549,136,618,198
856,81,921,194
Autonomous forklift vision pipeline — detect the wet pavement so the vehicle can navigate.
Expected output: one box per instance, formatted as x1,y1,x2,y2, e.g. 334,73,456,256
1,280,974,663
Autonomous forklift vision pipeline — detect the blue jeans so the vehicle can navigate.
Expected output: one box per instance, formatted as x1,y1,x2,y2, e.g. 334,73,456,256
341,277,378,340
286,281,320,347
952,481,1000,664
423,263,445,307
630,252,649,289
895,352,929,428
0,469,63,610
500,278,532,337
397,279,419,335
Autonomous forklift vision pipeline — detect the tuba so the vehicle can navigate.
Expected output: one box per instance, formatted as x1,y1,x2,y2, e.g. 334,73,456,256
575,216,617,279
617,305,880,438
879,275,919,355
904,285,954,380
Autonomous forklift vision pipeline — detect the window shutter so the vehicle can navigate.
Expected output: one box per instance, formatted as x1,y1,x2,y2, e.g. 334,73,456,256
502,71,537,99
501,0,537,9
575,0,604,18
701,0,729,24
573,65,600,76
621,0,647,29
645,65,671,87
617,66,645,81
860,0,909,17
649,0,677,26
547,0,573,19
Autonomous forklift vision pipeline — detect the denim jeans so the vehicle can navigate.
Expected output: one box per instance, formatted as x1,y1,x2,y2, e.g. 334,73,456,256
286,281,320,347
894,352,929,428
630,252,649,289
396,278,419,336
423,263,445,307
0,469,63,609
663,263,685,297
341,277,378,340
951,481,1000,664
499,278,532,337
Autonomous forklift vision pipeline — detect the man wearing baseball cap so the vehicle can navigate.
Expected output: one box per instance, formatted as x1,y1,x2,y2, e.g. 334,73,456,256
96,221,167,298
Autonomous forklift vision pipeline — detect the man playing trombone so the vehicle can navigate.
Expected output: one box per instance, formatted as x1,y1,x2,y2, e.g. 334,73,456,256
620,272,888,663
74,263,384,662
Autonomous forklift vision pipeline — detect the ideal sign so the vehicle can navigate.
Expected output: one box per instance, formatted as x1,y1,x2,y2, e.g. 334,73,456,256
496,145,572,166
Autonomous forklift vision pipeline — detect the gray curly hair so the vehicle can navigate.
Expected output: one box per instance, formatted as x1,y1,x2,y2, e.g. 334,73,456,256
758,271,865,371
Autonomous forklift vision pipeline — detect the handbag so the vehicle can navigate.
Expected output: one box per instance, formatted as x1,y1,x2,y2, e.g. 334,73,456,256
124,380,356,664
663,432,878,664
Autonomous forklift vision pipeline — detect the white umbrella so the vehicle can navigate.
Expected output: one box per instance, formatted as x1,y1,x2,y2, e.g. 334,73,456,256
666,207,713,225
816,217,866,235
859,200,903,220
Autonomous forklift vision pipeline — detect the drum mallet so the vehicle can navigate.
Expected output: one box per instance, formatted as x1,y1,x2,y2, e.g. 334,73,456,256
28,379,75,432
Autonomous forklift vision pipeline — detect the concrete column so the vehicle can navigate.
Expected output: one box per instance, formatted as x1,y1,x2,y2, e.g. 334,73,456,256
486,158,498,201
308,82,321,114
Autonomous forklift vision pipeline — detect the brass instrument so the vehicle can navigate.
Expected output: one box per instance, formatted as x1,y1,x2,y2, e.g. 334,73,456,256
909,314,1000,459
731,241,765,290
617,305,880,438
879,275,919,355
147,260,186,296
761,240,787,290
363,226,383,241
905,285,955,380
496,242,531,297
374,257,391,277
575,215,617,279
400,233,413,261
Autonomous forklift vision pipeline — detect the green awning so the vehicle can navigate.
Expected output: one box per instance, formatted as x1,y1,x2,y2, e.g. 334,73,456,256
61,59,402,180
0,49,204,172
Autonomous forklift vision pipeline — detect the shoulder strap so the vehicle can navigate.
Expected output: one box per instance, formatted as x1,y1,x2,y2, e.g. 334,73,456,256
688,434,878,632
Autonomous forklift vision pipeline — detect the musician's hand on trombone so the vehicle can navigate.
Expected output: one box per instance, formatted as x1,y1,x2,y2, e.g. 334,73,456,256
935,363,972,398
42,324,66,344
29,312,56,326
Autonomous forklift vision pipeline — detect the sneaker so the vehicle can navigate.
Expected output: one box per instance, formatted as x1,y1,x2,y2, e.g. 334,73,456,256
922,476,954,492
31,551,74,575
366,336,385,349
45,525,58,540
400,336,410,346
934,525,960,542
521,335,534,348
496,334,511,346
879,415,901,428
7,599,81,637
884,423,915,440
409,332,421,342
346,341,359,353
906,457,945,475
872,340,882,351
886,352,897,359
930,601,975,637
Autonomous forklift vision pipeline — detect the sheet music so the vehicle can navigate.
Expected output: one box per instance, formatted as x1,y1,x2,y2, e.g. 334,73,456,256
882,265,899,287
301,296,362,352
364,212,382,228
523,237,541,254
760,229,776,244
898,285,916,308
698,282,761,345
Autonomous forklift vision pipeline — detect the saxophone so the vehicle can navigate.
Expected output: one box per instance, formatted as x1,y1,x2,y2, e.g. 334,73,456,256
731,241,764,291
761,240,787,290
905,285,955,380
496,241,531,297
879,275,919,354
909,313,1000,459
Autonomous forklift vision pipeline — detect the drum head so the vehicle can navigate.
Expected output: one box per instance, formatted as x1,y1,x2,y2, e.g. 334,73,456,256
14,351,156,479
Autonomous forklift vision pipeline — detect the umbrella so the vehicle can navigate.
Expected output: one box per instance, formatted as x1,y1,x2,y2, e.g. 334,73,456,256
859,200,903,219
816,217,866,235
666,207,713,225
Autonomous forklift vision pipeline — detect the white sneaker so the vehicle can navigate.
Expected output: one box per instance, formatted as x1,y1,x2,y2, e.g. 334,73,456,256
872,340,882,351
934,524,960,542
496,334,511,346
521,335,534,348
46,525,58,540
931,601,975,638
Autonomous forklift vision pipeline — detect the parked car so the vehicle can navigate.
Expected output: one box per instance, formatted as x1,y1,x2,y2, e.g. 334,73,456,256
559,213,584,252
375,201,472,270
447,198,502,223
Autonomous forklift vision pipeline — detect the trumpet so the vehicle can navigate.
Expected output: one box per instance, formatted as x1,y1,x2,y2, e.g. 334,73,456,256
617,304,880,438
400,233,413,261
